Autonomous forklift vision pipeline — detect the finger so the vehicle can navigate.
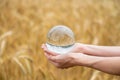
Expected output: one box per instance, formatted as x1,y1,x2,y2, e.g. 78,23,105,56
44,49,59,56
49,54,67,63
49,56,58,62
49,60,63,69
41,43,47,49
41,44,47,49
42,44,59,56
41,44,58,56
44,52,58,62
44,52,51,59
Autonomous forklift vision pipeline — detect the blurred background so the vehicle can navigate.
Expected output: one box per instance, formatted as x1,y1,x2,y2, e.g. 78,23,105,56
0,0,120,80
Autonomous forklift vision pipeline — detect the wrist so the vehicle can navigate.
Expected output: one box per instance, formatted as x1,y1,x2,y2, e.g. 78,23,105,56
71,53,90,66
73,53,104,67
75,43,88,53
85,56,105,67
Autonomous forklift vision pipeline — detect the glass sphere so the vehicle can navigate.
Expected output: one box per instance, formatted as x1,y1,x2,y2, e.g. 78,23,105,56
46,25,75,54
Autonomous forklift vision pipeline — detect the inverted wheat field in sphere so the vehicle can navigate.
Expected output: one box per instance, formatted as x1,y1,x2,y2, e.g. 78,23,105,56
46,25,75,54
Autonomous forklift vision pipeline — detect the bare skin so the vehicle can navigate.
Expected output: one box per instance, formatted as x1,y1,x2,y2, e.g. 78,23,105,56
41,43,120,75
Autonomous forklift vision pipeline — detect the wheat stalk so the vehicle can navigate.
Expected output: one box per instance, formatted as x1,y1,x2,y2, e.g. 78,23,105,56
90,71,100,80
13,50,33,74
19,55,33,63
0,39,6,57
24,59,32,74
0,0,120,80
19,55,33,74
13,57,27,74
0,31,13,41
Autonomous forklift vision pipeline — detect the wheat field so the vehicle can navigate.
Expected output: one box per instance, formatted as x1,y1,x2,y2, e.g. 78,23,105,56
0,0,120,80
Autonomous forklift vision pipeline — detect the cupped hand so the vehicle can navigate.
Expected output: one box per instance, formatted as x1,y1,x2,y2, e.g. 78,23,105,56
41,44,92,69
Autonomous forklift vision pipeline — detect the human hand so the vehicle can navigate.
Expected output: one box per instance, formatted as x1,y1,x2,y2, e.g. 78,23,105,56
42,44,120,75
41,44,94,69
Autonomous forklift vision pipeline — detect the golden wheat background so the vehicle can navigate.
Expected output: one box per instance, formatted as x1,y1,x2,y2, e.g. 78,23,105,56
0,0,120,80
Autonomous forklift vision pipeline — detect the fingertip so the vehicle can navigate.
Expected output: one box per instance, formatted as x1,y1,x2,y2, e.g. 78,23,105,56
44,47,49,53
41,44,45,48
42,45,48,52
44,52,47,56
44,52,50,58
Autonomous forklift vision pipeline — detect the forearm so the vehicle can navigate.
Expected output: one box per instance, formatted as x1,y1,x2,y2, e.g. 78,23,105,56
80,44,120,56
76,54,120,75
90,57,120,75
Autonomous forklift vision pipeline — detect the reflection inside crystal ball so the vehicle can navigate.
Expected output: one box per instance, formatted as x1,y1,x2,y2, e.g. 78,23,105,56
46,25,75,54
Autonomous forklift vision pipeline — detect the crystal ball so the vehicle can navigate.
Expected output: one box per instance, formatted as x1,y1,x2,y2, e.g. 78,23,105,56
46,25,75,54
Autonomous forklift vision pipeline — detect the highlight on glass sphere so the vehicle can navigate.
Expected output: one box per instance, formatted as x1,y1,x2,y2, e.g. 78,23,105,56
46,25,75,54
